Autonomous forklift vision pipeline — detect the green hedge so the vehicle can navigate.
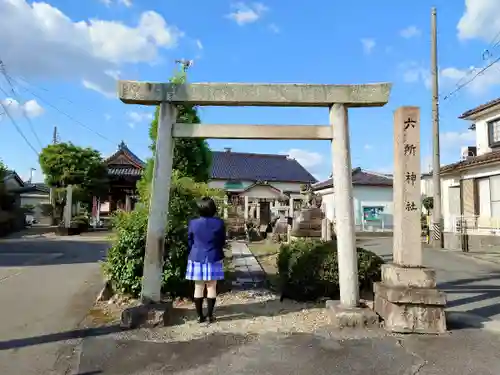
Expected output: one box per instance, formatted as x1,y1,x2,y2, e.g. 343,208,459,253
277,238,384,301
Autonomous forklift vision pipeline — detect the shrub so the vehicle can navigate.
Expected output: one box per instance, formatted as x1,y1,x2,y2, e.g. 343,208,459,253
277,238,384,301
71,215,90,231
103,175,225,299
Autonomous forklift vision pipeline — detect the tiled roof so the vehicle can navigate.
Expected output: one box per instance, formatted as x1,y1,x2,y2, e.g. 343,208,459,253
3,170,24,186
108,167,143,176
105,141,145,168
211,151,317,183
459,98,500,119
311,168,393,190
14,183,49,194
440,150,500,174
105,142,145,177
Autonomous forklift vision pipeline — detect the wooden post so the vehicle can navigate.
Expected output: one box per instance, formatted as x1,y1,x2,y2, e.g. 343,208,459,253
141,102,177,304
330,103,359,308
64,185,73,228
125,195,132,212
223,195,228,219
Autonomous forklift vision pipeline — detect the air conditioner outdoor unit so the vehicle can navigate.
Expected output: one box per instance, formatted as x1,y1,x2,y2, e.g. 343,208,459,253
460,146,477,160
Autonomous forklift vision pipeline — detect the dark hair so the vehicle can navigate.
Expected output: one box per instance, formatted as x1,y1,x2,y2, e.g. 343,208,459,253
197,197,217,217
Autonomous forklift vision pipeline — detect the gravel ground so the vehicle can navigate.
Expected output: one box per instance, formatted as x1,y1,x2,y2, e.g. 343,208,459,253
91,288,381,344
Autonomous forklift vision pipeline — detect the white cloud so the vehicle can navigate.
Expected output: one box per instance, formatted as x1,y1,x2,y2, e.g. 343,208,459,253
226,2,268,25
100,0,132,7
361,38,376,55
440,130,476,149
269,23,280,33
281,148,323,169
196,39,203,50
457,0,500,41
364,144,372,150
400,61,431,89
0,0,183,97
0,97,44,118
400,25,421,38
127,110,153,128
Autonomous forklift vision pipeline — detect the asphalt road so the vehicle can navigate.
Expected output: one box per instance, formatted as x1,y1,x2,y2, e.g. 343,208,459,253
0,230,108,375
359,237,500,320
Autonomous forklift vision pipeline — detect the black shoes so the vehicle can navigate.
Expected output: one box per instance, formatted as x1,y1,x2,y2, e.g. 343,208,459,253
207,298,216,323
194,297,217,324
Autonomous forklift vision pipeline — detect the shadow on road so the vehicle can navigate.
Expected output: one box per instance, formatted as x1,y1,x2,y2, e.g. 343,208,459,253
0,239,109,267
439,272,500,319
0,324,127,351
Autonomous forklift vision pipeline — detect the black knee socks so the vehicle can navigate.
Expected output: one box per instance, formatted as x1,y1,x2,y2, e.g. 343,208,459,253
207,298,216,322
194,298,205,322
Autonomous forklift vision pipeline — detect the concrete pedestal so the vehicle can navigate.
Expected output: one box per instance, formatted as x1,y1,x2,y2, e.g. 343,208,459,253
326,300,380,328
374,264,447,334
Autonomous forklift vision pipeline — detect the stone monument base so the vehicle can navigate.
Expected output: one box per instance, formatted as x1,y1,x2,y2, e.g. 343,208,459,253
373,264,447,334
326,300,380,328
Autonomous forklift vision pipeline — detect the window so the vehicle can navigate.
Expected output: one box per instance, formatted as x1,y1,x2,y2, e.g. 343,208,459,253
488,118,500,147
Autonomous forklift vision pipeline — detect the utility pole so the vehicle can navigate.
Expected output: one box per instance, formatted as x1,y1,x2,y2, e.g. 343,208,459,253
431,8,443,248
28,167,36,184
49,126,58,225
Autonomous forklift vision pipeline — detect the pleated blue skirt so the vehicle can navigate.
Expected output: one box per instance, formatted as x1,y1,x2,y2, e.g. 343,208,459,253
185,260,225,281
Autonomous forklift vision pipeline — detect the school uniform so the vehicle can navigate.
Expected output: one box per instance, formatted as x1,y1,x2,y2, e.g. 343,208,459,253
185,216,226,281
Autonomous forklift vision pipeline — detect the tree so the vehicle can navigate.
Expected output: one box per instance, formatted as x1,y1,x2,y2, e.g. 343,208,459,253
422,196,434,212
147,70,212,183
39,142,109,218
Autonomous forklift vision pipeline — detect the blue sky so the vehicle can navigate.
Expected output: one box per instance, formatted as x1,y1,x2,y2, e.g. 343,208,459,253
1,0,499,182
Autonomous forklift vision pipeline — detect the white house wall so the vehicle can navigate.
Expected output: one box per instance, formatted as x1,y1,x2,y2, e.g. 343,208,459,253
20,193,50,220
208,180,303,193
316,186,394,229
421,177,433,198
441,175,459,232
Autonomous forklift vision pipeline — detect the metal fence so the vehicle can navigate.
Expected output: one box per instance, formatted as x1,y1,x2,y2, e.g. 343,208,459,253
450,215,500,235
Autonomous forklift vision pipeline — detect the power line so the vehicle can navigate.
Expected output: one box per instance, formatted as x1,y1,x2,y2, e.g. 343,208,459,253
7,75,115,145
0,95,39,156
443,54,500,100
0,65,43,149
442,26,500,101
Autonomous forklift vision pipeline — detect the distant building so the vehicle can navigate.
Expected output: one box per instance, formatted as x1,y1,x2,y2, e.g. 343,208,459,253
312,168,393,231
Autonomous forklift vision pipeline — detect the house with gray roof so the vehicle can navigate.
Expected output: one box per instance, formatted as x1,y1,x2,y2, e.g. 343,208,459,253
312,168,394,231
208,148,317,225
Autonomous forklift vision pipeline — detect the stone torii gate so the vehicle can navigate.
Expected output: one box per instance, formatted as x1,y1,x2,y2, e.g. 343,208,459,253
118,80,391,311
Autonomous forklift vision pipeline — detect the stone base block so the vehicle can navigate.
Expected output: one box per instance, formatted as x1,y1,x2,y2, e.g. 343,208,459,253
326,300,380,328
120,301,173,329
382,263,436,288
374,282,447,334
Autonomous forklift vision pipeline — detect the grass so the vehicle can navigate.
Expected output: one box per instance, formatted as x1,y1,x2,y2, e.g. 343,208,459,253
247,240,281,291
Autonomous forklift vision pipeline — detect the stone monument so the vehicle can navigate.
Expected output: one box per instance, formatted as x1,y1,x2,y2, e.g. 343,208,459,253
373,106,447,334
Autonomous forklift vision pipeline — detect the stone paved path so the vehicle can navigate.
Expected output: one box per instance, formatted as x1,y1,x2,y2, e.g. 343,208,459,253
230,241,266,289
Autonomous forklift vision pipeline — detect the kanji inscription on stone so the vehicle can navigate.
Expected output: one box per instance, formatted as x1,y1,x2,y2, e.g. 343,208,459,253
393,107,422,267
